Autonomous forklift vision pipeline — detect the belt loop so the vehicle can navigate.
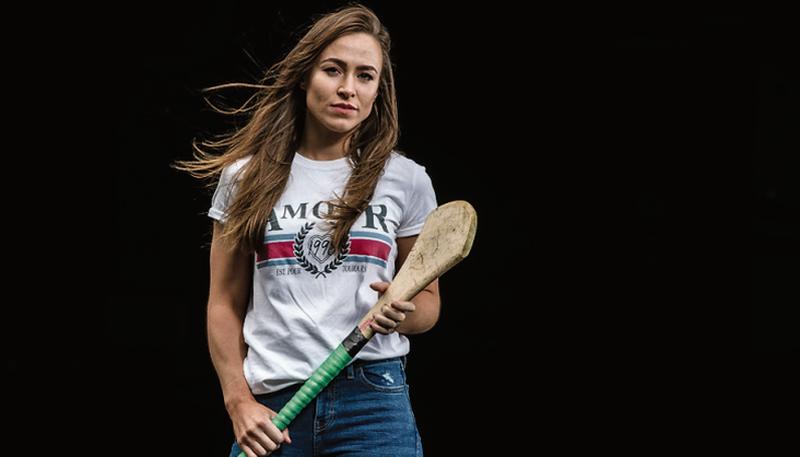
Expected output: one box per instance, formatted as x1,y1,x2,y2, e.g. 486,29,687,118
346,362,355,379
401,355,407,370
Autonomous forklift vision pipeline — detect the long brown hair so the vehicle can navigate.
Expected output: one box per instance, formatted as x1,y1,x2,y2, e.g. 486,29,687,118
174,4,398,253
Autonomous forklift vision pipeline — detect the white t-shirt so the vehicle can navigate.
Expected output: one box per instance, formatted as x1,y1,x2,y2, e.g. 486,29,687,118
209,151,437,394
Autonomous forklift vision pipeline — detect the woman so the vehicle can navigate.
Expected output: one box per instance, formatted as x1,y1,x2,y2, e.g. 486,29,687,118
176,4,439,456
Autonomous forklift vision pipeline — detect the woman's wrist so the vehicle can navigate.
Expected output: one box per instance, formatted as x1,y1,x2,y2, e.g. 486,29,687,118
222,378,255,412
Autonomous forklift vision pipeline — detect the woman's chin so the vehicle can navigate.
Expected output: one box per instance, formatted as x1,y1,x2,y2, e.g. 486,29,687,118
306,111,362,135
323,121,358,135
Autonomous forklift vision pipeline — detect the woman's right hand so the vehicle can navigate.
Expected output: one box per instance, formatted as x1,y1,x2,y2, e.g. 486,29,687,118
228,398,292,456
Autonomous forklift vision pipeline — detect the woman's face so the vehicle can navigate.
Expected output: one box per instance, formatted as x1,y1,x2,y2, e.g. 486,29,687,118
303,32,382,135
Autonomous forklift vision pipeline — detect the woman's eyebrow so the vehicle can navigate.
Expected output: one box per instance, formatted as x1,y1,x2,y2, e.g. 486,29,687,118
320,57,378,73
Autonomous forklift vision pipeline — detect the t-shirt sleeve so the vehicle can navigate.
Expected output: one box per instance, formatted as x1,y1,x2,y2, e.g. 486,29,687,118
208,161,246,223
396,164,438,237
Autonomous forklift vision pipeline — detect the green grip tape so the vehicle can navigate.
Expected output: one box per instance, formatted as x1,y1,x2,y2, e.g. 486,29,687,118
236,344,352,457
273,344,352,429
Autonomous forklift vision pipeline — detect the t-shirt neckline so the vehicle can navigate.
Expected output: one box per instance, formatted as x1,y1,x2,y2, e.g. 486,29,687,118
293,152,352,171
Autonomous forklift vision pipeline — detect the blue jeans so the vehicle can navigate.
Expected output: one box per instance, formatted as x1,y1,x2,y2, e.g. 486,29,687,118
229,357,423,456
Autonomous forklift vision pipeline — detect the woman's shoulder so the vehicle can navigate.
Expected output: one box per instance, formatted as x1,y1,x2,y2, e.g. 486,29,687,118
386,150,427,176
220,155,253,182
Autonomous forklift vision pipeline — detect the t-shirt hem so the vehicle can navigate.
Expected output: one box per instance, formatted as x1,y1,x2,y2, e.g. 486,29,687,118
396,224,423,237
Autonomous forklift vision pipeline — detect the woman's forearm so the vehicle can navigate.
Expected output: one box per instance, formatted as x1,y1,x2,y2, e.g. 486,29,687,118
397,289,440,335
207,303,253,409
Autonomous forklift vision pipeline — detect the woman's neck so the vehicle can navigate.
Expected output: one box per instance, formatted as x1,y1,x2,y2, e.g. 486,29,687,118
299,116,349,161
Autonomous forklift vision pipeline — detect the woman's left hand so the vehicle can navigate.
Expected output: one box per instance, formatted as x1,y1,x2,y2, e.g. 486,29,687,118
368,282,416,335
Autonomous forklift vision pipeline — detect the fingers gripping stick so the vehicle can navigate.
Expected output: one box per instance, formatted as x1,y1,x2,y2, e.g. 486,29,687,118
236,201,477,456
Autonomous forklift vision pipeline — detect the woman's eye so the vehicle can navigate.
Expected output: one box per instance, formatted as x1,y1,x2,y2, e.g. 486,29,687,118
358,73,375,81
323,67,340,75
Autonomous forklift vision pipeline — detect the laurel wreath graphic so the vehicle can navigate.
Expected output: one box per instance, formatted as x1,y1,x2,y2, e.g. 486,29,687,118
294,222,350,278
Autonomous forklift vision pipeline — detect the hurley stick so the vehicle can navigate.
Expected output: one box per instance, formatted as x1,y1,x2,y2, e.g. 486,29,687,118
237,200,476,456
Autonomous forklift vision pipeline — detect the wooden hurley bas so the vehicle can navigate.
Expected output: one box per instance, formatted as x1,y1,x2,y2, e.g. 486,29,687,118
237,200,477,456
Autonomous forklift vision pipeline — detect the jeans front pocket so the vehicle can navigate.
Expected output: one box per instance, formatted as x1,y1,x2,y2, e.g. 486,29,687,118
357,359,407,393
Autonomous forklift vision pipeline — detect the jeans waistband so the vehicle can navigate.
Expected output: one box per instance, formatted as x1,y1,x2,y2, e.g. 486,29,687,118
257,356,408,400
341,356,406,379
350,356,406,368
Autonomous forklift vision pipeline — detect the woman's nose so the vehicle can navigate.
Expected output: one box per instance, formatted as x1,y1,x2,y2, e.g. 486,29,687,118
337,77,355,98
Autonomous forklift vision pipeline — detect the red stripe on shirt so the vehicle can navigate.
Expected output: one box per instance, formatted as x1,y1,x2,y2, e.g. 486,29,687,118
256,241,294,262
349,239,391,260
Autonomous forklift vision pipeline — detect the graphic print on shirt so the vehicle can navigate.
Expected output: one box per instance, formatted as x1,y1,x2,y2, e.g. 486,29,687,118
293,221,349,278
255,204,395,278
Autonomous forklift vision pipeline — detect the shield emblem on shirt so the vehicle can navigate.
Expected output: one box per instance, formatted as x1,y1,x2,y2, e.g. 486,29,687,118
293,222,350,278
307,234,335,265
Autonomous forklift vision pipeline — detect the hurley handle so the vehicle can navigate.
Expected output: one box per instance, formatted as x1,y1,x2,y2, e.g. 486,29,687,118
270,344,352,430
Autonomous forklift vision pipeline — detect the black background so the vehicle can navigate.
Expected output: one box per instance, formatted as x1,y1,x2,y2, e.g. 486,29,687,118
5,2,796,454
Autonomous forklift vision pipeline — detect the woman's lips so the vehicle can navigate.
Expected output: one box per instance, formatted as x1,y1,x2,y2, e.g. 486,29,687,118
330,104,357,114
